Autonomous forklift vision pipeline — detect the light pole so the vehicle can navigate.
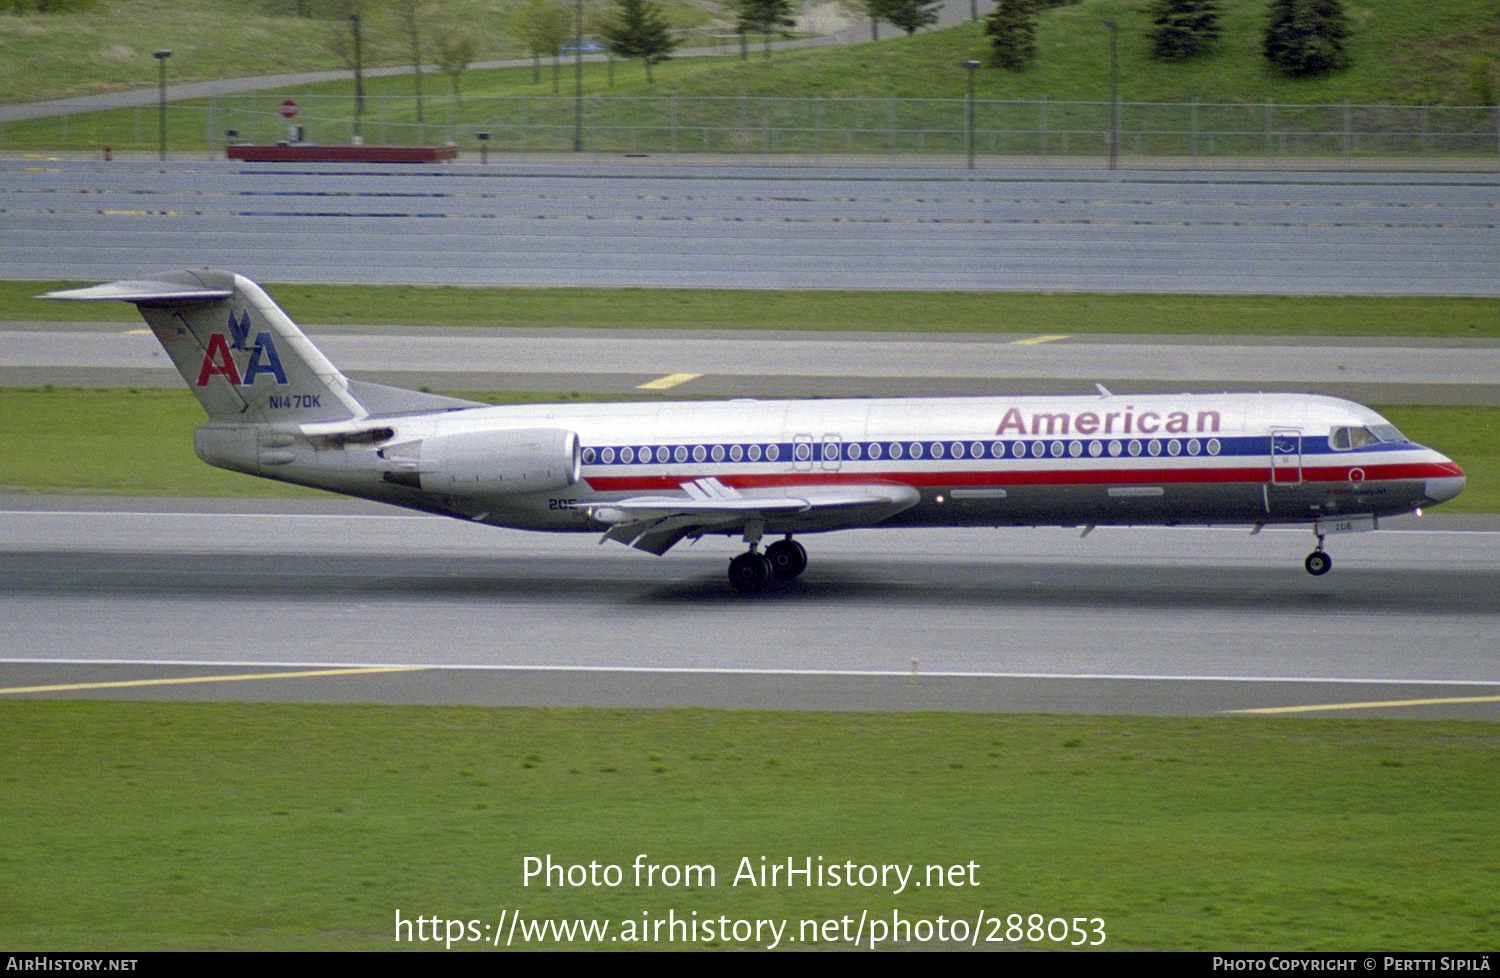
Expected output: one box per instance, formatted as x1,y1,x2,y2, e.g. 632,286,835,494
963,60,980,170
154,50,170,162
1103,20,1118,171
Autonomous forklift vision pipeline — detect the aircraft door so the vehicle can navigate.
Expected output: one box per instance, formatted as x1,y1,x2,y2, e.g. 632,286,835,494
1270,428,1302,486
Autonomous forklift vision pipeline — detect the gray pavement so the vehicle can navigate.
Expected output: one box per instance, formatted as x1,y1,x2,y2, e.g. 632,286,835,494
2,503,1496,718
3,162,1495,292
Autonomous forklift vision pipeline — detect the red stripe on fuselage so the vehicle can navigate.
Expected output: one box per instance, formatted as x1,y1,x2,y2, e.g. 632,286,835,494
583,460,1459,493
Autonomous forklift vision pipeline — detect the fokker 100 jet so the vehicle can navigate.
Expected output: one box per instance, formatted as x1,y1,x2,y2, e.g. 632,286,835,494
46,269,1466,593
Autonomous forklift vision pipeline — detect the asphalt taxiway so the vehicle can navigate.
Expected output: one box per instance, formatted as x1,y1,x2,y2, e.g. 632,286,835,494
2,500,1496,719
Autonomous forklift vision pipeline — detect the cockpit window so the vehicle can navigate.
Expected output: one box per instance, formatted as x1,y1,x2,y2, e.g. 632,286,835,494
1329,424,1406,450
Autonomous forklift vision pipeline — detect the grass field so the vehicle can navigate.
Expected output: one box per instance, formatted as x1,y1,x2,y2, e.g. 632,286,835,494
1,701,1496,950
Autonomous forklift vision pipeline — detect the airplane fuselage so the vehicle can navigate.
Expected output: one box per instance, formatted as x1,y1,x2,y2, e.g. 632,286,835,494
195,390,1461,537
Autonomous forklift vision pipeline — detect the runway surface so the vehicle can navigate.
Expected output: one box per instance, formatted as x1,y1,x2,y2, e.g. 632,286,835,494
2,160,1495,293
2,501,1496,719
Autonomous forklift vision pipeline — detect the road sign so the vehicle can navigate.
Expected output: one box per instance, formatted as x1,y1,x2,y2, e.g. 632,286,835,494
280,100,299,119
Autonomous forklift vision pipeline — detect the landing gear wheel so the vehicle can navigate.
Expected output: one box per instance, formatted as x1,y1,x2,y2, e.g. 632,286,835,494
765,538,808,580
1305,550,1332,576
728,551,773,594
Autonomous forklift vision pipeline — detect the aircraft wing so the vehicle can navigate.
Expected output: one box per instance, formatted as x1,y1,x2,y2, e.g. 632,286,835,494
592,478,920,555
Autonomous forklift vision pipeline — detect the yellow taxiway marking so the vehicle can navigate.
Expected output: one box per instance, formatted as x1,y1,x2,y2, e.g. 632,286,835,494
0,666,421,696
637,372,702,390
1229,694,1500,715
1010,334,1070,345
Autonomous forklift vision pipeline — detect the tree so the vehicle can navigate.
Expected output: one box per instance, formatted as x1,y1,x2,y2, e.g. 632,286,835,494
434,33,476,101
1146,0,1221,61
984,0,1036,72
877,0,941,36
847,0,886,41
1263,0,1351,78
737,0,796,58
510,0,573,90
389,0,431,123
600,0,679,83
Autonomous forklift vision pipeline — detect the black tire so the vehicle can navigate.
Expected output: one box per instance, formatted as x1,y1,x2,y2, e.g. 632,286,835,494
728,551,773,593
765,539,808,580
1305,551,1332,576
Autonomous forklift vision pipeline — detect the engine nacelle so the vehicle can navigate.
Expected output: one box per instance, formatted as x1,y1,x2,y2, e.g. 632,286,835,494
414,427,581,496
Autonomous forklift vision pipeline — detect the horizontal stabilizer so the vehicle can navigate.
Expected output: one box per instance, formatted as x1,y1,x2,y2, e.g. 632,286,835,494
42,272,234,304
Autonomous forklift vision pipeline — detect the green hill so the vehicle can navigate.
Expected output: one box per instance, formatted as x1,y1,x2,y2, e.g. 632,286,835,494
648,1,1500,106
1,0,1496,108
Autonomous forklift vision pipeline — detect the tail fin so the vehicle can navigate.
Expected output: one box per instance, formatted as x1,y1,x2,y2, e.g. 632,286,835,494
44,268,368,423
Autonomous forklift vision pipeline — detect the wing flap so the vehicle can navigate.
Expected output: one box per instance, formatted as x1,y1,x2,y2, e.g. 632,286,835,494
595,479,920,554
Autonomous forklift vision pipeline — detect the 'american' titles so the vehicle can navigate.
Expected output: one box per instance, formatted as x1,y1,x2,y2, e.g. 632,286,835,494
996,406,1222,437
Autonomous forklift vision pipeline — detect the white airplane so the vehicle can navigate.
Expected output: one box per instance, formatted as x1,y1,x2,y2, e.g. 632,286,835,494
46,269,1466,592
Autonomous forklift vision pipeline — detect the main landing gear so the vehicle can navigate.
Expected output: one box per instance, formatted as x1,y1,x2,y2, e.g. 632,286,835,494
728,535,807,594
1304,533,1332,576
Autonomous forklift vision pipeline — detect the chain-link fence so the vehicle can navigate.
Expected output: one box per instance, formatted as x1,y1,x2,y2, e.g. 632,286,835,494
12,94,1499,165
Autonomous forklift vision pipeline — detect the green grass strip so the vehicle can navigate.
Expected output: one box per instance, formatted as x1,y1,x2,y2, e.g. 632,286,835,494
7,280,1497,339
0,701,1495,950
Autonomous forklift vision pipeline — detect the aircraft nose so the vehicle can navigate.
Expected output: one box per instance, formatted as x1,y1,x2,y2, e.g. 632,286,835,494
1424,459,1465,505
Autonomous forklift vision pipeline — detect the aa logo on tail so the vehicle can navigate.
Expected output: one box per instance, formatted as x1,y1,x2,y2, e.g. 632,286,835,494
196,310,288,387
